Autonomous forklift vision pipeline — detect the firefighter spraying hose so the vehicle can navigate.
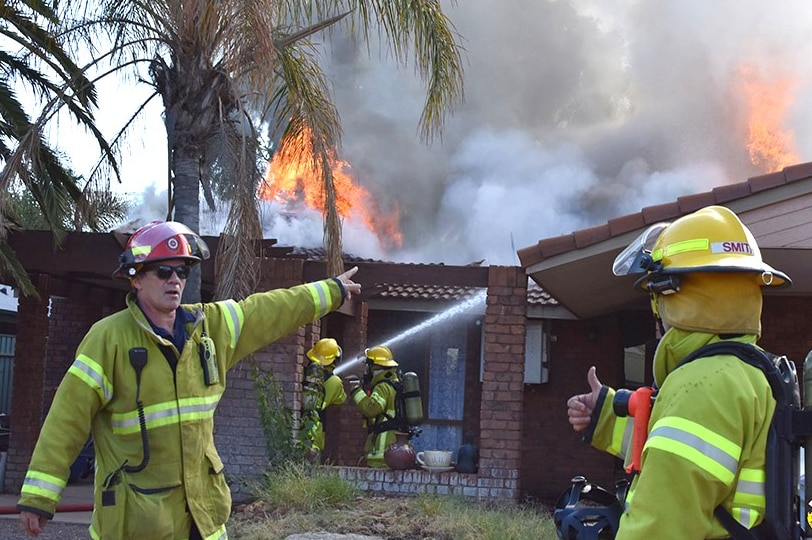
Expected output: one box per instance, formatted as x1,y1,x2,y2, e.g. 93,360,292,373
561,205,812,539
348,345,424,468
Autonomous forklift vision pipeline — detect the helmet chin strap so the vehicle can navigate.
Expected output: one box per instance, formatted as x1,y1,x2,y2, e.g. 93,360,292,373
649,293,668,338
656,317,667,338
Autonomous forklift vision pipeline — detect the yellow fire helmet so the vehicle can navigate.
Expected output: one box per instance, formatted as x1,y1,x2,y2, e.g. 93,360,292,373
365,345,398,367
307,338,342,366
613,205,790,290
613,205,792,334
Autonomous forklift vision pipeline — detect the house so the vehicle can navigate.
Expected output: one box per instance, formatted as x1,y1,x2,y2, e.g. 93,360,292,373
3,161,812,505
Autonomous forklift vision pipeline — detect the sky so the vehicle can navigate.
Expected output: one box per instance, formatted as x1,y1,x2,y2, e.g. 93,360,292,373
56,0,812,266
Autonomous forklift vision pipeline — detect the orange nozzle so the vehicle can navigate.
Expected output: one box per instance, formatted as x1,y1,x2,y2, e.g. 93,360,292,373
626,386,655,474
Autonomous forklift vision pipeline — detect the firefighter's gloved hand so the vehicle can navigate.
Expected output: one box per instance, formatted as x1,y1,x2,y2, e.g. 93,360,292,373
566,366,603,433
345,375,362,394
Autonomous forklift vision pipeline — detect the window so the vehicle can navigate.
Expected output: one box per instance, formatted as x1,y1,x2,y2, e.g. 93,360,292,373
624,345,646,387
413,328,466,452
524,320,549,384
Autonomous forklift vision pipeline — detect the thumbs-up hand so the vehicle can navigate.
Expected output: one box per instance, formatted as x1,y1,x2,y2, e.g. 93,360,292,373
566,366,603,432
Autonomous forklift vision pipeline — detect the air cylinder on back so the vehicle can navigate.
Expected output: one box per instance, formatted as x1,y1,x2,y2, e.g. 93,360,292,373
402,371,424,425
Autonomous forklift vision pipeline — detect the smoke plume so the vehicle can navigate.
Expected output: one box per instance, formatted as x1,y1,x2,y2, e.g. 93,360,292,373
132,0,812,266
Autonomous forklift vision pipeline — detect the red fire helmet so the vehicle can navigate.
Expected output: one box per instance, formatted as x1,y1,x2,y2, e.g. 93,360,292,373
113,221,210,279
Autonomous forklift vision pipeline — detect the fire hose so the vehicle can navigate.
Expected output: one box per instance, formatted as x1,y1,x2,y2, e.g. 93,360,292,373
0,502,93,514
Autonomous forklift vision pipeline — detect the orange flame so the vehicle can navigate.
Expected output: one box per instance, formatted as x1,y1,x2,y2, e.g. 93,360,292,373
739,64,799,173
258,127,402,250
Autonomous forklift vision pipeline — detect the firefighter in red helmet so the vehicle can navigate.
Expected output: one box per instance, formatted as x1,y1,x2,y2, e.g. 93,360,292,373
18,220,361,539
112,220,210,279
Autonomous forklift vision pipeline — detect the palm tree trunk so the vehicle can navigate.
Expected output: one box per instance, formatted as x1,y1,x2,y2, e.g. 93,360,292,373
172,146,203,303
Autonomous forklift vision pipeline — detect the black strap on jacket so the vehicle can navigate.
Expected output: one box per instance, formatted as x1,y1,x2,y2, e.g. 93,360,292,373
367,378,409,435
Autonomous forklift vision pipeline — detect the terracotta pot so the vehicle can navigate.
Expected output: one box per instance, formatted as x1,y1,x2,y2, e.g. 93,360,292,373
384,432,416,470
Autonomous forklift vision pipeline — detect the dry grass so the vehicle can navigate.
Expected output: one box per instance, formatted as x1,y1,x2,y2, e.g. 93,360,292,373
227,463,559,540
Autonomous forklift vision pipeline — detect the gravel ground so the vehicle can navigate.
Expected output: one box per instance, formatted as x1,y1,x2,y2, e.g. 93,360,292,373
0,518,91,539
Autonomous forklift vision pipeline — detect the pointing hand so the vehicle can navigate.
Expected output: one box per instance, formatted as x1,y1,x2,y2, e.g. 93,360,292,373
336,266,361,302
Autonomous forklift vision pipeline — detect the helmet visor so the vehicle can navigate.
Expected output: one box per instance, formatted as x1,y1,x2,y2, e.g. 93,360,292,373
612,223,669,276
185,234,210,261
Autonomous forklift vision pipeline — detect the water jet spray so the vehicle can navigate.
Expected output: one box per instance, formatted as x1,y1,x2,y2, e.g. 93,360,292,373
334,289,487,376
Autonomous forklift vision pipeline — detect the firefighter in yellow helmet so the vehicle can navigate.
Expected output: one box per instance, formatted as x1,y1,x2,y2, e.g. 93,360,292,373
301,338,347,462
566,205,790,539
348,345,401,468
17,220,362,539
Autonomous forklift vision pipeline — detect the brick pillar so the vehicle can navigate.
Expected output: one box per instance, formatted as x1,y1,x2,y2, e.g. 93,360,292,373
6,274,51,491
478,266,527,499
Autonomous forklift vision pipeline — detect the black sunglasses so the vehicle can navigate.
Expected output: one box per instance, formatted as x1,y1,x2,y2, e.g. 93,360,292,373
148,264,191,280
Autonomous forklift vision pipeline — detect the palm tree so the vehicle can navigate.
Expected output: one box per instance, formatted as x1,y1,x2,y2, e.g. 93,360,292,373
0,0,118,296
69,0,464,302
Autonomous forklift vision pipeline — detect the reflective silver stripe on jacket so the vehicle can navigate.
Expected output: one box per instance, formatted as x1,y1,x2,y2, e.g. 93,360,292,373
68,354,113,404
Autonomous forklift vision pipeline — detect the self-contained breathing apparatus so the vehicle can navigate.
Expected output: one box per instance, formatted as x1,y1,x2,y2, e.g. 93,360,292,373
364,369,425,438
556,343,812,540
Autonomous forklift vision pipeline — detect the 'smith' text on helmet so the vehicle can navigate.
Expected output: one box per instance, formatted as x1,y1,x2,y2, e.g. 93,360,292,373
712,241,754,255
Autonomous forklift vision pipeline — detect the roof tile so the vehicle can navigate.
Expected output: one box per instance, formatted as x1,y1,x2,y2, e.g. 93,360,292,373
711,181,751,202
516,245,538,266
573,223,611,248
607,213,645,236
784,162,812,181
372,282,557,306
538,234,577,258
517,161,812,272
641,201,680,223
748,171,786,193
677,192,716,213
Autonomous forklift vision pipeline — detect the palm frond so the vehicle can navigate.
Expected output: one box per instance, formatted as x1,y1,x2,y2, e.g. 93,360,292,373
0,241,36,298
215,106,262,301
349,0,465,142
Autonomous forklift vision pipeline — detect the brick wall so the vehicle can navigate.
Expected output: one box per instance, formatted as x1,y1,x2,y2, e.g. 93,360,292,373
5,275,50,490
760,296,812,366
337,466,491,499
43,297,109,415
521,315,624,504
476,266,527,500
